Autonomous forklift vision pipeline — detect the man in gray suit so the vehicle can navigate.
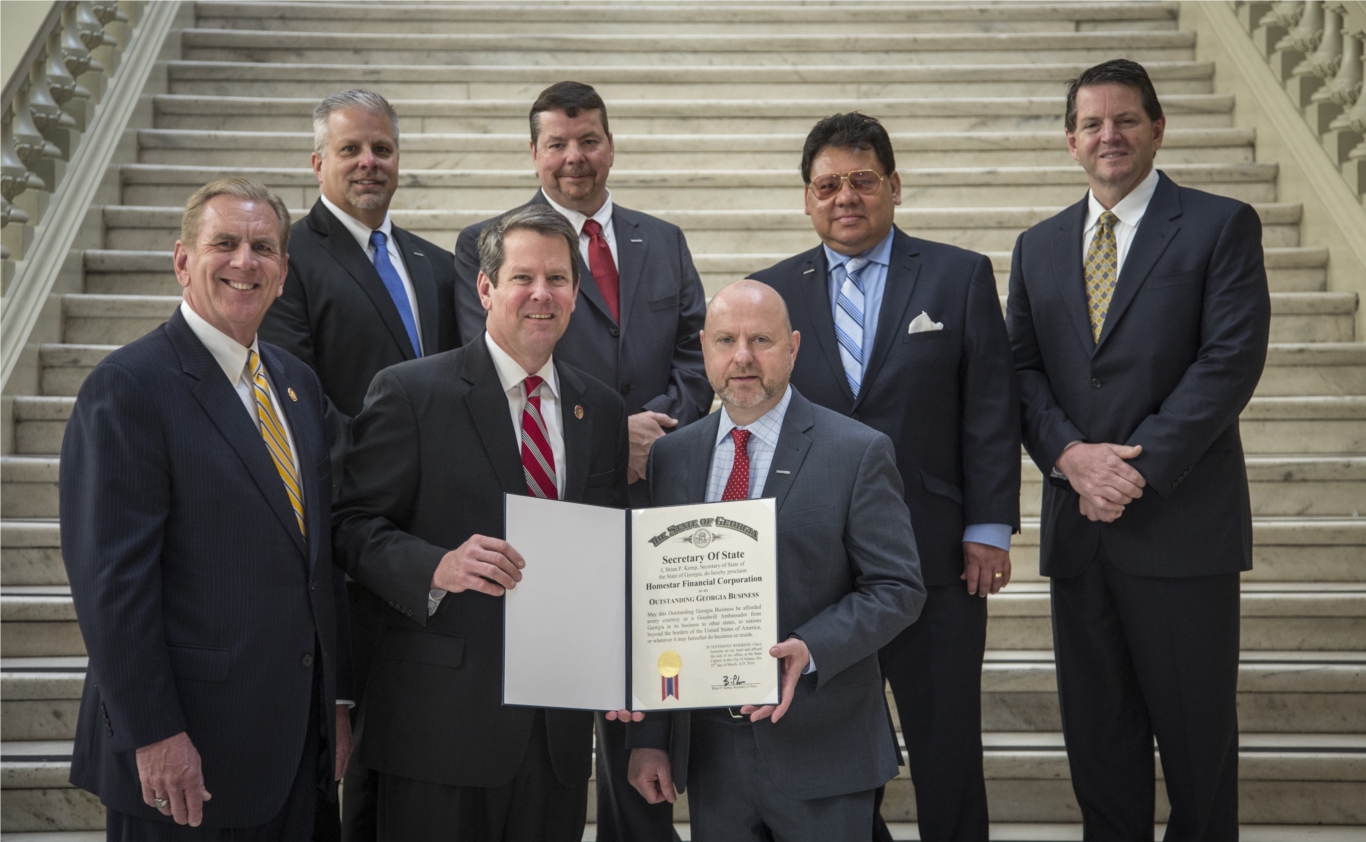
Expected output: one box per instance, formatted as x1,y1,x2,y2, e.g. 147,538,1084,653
626,280,926,841
454,79,711,841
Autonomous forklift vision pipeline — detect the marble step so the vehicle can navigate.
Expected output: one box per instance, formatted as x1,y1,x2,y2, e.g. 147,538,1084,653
81,243,1325,303
1020,455,1366,519
49,289,1354,349
13,393,1366,457
8,650,1363,742
175,29,1199,69
5,582,1362,658
118,162,1279,211
4,732,1363,830
150,93,1233,134
138,126,1252,169
163,60,1212,102
98,203,1306,254
190,1,1179,35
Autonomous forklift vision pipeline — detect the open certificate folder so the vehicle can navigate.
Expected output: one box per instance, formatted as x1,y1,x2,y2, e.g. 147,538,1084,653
503,494,780,712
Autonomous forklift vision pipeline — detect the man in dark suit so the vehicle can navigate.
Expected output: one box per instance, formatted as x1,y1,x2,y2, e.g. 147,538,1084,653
627,280,926,841
257,89,461,840
333,204,630,840
1006,60,1270,839
60,178,352,840
453,80,710,841
749,113,1020,840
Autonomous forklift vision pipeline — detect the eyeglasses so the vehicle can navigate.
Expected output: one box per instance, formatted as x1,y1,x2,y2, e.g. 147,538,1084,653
808,170,886,200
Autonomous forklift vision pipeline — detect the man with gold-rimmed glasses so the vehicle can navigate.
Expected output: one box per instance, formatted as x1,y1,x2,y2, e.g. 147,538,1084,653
749,112,1020,841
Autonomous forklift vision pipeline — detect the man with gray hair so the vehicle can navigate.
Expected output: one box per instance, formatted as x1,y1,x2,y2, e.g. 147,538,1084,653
258,88,462,840
334,204,630,840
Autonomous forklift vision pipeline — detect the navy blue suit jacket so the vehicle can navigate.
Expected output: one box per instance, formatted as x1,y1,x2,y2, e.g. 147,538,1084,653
751,227,1021,586
60,307,351,826
1007,171,1271,578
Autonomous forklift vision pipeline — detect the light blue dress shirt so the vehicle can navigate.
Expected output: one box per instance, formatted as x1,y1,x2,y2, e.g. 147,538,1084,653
824,231,1011,553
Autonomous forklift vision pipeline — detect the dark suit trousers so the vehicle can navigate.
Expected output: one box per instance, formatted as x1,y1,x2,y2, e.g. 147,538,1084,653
340,582,384,842
374,711,586,842
687,711,874,842
107,671,324,842
1052,546,1240,841
877,583,989,841
595,714,676,842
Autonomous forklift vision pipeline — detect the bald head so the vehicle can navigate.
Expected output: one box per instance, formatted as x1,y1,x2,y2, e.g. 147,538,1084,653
701,279,801,425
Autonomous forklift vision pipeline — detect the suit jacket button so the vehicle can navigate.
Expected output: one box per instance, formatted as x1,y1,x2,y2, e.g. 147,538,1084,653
1091,378,1102,388
609,327,620,338
302,654,314,667
620,383,631,396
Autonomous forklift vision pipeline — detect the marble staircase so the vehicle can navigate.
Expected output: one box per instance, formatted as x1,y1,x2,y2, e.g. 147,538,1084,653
2,2,1364,839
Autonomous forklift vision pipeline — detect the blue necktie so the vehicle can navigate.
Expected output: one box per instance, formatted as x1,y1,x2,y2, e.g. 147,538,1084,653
834,256,869,397
369,230,422,358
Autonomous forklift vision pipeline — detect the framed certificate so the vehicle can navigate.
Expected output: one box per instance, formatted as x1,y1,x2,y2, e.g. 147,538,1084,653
503,495,779,712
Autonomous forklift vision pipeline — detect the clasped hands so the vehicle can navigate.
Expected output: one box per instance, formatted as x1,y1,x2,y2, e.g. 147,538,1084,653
1055,442,1146,522
626,638,810,805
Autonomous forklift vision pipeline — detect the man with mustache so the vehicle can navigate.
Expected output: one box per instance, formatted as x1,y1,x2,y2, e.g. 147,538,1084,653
258,89,462,840
454,80,711,842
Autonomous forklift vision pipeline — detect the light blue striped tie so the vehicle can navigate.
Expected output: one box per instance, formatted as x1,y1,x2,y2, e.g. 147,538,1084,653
834,257,869,397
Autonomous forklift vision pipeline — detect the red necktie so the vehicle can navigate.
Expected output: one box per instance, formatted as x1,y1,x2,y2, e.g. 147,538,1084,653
722,429,751,502
521,375,558,500
582,218,620,323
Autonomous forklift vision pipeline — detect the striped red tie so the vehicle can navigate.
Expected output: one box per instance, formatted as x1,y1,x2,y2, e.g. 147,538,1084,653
521,375,558,500
722,429,751,501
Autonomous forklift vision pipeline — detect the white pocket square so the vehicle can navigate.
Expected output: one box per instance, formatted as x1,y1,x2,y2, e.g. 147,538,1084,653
908,311,944,334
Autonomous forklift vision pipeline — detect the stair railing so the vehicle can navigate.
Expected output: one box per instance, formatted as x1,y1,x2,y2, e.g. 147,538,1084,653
0,1,179,391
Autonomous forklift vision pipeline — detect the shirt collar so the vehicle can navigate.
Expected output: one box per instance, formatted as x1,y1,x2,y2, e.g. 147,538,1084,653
822,226,895,273
483,331,559,399
1085,167,1160,231
179,301,258,386
320,192,394,252
541,188,614,237
715,385,792,450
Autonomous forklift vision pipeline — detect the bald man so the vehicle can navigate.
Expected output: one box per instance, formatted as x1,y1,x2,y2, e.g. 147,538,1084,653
627,281,926,841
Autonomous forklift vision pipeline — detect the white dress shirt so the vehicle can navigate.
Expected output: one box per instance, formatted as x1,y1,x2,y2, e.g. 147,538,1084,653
1081,167,1160,273
180,302,298,476
430,333,568,615
319,192,424,354
541,188,618,270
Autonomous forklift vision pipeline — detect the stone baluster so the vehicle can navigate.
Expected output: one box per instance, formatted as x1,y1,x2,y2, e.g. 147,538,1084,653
1289,3,1335,104
2,109,45,262
1272,1,1325,81
1321,26,1366,162
1303,6,1349,127
1250,1,1306,57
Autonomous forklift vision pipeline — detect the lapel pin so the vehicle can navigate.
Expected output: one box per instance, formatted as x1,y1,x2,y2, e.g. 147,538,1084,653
574,405,585,419
802,268,815,275
630,238,643,243
413,250,425,257
775,469,791,475
287,388,298,402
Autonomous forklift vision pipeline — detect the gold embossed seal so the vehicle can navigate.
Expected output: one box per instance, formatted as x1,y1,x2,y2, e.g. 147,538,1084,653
657,650,681,678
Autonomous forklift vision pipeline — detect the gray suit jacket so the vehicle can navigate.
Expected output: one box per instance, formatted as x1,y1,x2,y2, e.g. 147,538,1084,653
630,389,926,800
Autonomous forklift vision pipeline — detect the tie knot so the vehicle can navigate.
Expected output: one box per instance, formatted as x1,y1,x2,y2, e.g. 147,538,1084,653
583,219,602,237
1098,211,1118,231
731,428,751,450
524,375,544,397
369,229,387,250
845,256,869,276
247,349,262,377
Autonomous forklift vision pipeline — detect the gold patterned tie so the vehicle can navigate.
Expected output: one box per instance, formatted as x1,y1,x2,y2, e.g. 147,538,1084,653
248,350,305,536
1084,210,1120,343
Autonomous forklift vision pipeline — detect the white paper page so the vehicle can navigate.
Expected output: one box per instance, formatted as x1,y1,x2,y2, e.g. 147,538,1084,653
504,494,626,710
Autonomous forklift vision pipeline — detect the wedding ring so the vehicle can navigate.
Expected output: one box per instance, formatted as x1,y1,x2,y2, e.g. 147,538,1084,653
152,798,169,809
993,572,1003,578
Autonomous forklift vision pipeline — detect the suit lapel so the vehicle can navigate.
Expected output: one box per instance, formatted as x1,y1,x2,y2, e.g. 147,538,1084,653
762,391,814,514
1052,196,1095,354
531,191,614,323
462,339,526,497
1095,172,1182,350
557,362,593,502
260,346,319,564
857,229,921,406
613,207,645,333
686,411,722,504
793,248,855,404
166,312,307,558
393,225,439,356
308,201,418,360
